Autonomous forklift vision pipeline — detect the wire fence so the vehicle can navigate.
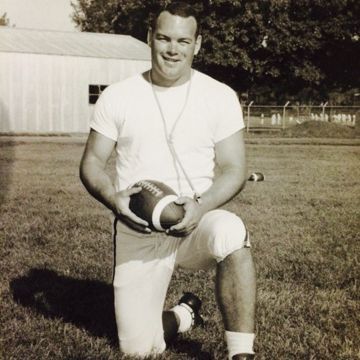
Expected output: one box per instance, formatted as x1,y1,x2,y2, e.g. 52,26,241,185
243,103,359,132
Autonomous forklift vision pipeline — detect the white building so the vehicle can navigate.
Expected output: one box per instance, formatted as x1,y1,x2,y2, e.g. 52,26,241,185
0,27,151,133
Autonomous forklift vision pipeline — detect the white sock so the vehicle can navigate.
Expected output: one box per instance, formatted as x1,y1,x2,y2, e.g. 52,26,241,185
170,303,193,333
225,331,255,359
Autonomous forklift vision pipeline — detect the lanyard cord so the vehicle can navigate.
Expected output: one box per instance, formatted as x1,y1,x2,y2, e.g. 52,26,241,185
149,71,202,203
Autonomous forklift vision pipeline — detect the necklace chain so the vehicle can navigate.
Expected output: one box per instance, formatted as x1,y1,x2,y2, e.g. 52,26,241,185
149,71,192,142
149,70,201,203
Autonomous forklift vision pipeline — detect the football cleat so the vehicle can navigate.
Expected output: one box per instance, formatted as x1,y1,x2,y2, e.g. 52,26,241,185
232,354,255,360
178,292,204,328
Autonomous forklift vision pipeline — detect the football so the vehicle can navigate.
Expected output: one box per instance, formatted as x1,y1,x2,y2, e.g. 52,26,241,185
129,180,185,231
248,172,265,182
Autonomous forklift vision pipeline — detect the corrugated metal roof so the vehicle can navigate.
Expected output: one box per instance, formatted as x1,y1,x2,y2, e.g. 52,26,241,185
0,27,151,60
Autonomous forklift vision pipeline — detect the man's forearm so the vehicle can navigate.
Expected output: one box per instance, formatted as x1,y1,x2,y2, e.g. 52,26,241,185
80,160,117,214
199,167,246,213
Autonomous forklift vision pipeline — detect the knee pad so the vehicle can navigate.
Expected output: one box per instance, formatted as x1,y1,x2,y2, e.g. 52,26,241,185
203,210,250,263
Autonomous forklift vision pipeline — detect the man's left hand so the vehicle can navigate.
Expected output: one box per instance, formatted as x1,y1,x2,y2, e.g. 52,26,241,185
166,196,204,237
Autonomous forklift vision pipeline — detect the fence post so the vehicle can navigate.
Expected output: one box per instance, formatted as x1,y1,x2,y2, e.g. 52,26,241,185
297,104,300,123
322,101,328,121
282,101,290,130
247,101,254,132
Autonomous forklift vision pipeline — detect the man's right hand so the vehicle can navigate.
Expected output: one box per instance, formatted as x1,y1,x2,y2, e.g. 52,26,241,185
79,130,151,234
114,186,152,234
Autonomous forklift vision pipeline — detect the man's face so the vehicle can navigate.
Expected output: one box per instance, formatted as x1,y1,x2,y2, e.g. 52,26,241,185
148,11,201,86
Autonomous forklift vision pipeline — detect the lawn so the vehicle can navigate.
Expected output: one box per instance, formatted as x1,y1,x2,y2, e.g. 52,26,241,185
0,137,359,359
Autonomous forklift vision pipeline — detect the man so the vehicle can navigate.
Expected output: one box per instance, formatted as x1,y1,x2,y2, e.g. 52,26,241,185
80,2,256,359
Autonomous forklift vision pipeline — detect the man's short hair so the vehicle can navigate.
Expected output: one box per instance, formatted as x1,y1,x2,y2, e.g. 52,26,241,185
150,1,201,37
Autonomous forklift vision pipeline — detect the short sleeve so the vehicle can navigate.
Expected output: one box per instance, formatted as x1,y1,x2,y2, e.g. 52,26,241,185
214,87,244,143
90,86,119,142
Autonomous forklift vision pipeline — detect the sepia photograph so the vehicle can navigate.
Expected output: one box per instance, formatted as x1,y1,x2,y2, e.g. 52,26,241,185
0,0,359,359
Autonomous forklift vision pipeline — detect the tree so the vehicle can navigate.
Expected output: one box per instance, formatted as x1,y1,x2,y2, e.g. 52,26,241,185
72,0,163,39
71,0,360,103
262,0,360,102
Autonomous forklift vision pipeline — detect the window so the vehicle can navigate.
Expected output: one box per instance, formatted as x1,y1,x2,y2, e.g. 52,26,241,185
89,84,108,104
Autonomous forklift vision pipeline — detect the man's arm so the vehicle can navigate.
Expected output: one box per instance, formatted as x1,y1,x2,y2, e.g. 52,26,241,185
79,129,151,232
169,129,247,236
199,129,247,211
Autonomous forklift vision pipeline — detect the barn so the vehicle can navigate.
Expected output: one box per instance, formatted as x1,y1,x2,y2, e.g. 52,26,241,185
0,27,151,133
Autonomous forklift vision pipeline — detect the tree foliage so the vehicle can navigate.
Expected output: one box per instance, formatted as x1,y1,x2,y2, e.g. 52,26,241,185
71,0,360,103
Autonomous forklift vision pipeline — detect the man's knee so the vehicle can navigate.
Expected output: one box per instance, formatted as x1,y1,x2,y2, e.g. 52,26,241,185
203,209,250,262
119,334,166,358
113,281,167,358
114,302,166,358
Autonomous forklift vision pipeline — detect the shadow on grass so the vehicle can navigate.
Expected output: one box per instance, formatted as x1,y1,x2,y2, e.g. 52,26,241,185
10,268,211,358
169,339,213,359
10,268,118,345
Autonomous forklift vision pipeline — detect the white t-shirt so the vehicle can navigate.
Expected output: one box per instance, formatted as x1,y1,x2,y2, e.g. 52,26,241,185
90,70,244,196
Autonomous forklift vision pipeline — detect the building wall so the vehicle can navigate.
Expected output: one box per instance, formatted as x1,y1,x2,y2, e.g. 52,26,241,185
0,52,150,133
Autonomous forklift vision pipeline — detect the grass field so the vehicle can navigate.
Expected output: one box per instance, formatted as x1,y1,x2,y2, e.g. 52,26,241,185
0,137,359,359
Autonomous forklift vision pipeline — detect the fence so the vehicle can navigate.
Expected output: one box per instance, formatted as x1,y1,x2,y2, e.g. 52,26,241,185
243,103,359,132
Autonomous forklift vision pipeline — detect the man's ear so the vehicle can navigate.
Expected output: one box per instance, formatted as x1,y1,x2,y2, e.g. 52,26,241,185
194,35,202,55
147,28,153,46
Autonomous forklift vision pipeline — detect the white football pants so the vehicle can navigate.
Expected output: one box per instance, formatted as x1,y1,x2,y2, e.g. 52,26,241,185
112,209,249,357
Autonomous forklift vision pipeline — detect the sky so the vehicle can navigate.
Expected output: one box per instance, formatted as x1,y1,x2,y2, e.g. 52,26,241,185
0,0,78,31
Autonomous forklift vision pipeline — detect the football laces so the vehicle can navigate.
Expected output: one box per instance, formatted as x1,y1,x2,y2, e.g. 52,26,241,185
136,180,163,197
